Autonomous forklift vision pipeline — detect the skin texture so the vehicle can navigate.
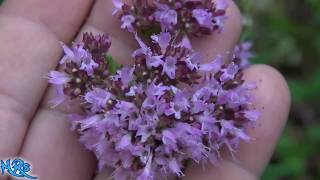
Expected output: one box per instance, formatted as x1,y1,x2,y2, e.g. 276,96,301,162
0,0,291,180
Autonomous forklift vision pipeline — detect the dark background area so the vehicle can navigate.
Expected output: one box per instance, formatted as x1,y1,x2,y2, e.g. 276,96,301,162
0,0,319,179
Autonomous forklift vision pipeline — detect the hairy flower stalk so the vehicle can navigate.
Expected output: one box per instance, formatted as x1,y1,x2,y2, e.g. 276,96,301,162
113,0,228,37
48,1,259,179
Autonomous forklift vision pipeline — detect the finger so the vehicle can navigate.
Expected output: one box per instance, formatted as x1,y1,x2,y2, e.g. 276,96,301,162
15,0,136,180
183,65,291,180
0,0,93,41
0,0,93,157
14,109,97,180
229,65,291,175
17,0,138,178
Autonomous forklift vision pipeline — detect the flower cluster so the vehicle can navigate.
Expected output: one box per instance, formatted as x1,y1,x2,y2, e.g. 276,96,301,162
48,1,259,180
113,0,228,37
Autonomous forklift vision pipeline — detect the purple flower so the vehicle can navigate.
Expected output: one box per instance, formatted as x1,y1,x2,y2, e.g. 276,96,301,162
142,96,158,109
79,128,102,151
60,42,90,65
162,56,177,79
133,33,152,57
162,129,178,151
84,88,113,112
147,81,169,97
48,71,71,85
116,134,132,150
48,31,260,180
137,154,154,180
165,90,190,119
121,15,135,32
142,108,159,124
179,36,192,49
60,42,75,64
49,85,67,108
185,52,202,71
146,55,163,69
115,66,135,88
125,84,143,97
114,101,138,121
136,124,156,143
168,158,184,177
80,114,104,130
198,111,217,132
151,32,171,54
234,42,253,68
192,9,214,29
80,55,99,76
112,0,123,16
154,4,178,29
220,120,251,142
199,55,224,73
113,0,228,37
244,110,261,122
220,62,239,81
214,14,228,31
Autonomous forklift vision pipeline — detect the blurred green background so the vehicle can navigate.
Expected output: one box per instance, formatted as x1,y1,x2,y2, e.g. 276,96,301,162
0,0,319,179
238,0,320,179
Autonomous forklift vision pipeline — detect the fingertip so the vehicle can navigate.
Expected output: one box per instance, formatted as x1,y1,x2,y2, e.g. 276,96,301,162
236,64,291,176
227,0,243,36
244,64,291,113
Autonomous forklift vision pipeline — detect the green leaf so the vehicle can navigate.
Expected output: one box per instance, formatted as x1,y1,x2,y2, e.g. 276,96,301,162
106,54,122,75
0,0,4,5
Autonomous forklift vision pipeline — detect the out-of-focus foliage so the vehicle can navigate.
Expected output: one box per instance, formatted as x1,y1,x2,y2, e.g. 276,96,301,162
238,0,320,179
0,0,3,5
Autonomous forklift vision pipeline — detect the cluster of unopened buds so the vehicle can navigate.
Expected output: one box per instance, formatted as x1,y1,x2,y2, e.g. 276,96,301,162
48,0,260,180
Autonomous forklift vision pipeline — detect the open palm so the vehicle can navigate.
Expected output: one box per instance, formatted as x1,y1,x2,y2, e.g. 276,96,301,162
0,0,290,180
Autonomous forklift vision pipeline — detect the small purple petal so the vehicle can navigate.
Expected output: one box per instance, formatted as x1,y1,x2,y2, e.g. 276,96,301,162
80,56,99,76
116,66,135,88
185,52,202,71
112,0,124,16
199,55,224,73
179,36,192,49
116,134,132,150
84,88,113,112
162,56,177,79
168,158,184,177
48,71,71,85
121,15,136,32
49,85,66,108
146,55,163,68
192,9,214,29
151,32,171,54
244,110,261,122
60,42,75,64
154,5,178,29
220,63,239,81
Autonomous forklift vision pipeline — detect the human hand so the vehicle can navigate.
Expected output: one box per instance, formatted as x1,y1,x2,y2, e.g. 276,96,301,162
0,0,290,180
